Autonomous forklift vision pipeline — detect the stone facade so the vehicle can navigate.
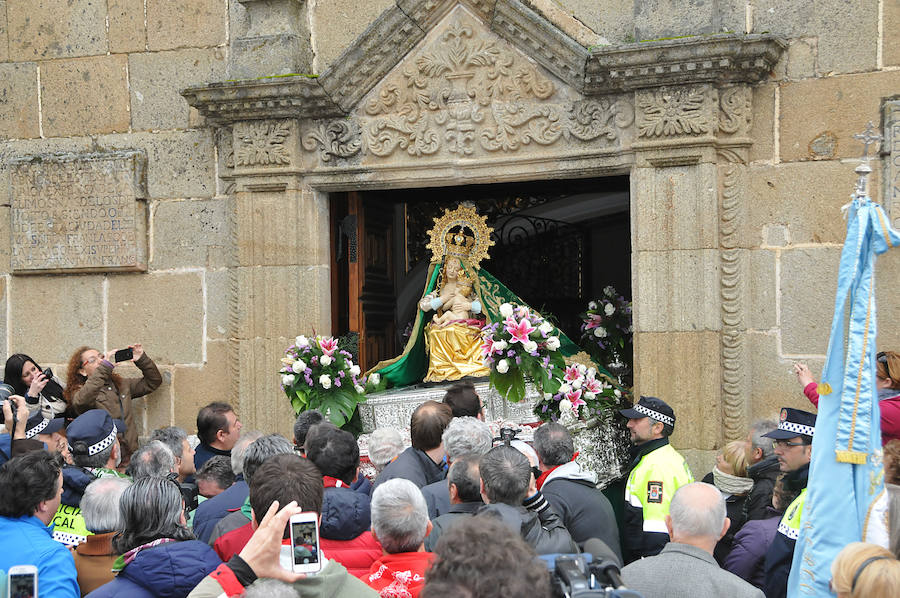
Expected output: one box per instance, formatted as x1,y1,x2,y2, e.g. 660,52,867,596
0,0,897,475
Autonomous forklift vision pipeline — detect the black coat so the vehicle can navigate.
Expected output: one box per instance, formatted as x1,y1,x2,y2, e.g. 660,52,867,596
424,501,482,551
745,455,780,521
373,446,445,490
476,501,577,555
541,462,622,562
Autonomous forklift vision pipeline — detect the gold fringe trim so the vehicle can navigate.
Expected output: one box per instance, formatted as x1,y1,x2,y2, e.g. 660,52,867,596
835,450,867,464
817,382,832,395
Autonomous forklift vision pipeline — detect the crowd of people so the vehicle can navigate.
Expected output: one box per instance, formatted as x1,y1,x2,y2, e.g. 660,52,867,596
1,347,900,597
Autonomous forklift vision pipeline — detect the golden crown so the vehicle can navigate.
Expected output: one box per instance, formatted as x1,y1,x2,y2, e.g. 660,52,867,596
426,204,494,268
445,231,476,258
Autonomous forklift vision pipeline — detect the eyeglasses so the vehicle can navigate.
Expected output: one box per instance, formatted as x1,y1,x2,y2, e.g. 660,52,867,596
772,440,807,449
81,355,100,367
878,352,891,380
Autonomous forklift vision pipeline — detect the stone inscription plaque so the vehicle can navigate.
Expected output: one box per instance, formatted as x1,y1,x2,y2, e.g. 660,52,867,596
9,151,148,273
885,100,900,227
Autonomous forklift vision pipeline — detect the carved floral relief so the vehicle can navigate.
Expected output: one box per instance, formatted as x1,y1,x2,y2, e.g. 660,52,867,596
233,120,294,167
637,86,713,138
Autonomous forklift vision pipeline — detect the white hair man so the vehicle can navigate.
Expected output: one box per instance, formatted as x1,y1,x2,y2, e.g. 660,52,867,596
73,477,131,594
420,416,492,518
621,482,763,598
364,479,435,598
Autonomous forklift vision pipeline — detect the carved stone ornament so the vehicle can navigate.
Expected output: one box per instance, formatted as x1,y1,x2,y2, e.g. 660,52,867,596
718,86,752,136
302,120,362,162
351,12,633,161
233,120,294,167
637,86,713,139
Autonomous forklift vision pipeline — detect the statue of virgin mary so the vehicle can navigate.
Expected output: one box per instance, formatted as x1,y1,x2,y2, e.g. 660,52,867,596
368,204,581,387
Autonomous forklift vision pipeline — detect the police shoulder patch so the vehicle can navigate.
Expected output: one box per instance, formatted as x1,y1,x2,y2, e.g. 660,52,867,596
647,481,663,504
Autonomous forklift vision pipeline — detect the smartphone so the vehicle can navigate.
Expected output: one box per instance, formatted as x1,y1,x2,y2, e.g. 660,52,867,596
42,367,53,380
7,565,38,598
289,512,321,574
113,348,134,363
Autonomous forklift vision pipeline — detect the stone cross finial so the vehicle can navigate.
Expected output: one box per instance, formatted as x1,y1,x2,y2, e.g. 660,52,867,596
853,121,883,163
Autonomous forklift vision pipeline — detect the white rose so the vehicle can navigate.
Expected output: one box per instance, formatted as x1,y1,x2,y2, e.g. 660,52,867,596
588,301,597,310
538,321,553,335
604,286,615,297
496,359,510,374
593,327,608,338
614,389,622,398
493,340,508,351
354,384,365,394
543,392,552,399
559,383,571,394
295,335,309,347
281,374,295,386
585,391,596,400
319,374,332,389
523,340,538,353
559,398,573,412
586,367,596,378
291,359,306,374
349,364,361,376
572,379,583,390
605,303,615,316
370,373,381,385
546,336,560,351
499,303,514,318
320,355,333,366
576,363,586,374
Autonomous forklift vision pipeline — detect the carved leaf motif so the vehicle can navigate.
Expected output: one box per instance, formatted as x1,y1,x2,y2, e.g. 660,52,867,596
365,113,440,157
480,103,562,152
234,121,292,166
301,121,362,162
718,87,751,135
638,88,710,138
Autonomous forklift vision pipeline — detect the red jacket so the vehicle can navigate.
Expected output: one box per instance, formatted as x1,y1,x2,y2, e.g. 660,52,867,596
213,522,383,577
805,383,900,445
362,551,435,598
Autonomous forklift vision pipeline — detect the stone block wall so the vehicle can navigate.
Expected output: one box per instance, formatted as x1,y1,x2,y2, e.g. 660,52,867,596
0,0,229,440
1,0,898,463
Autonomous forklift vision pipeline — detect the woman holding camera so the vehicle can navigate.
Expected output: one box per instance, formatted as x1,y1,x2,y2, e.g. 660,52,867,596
64,343,161,460
3,353,68,419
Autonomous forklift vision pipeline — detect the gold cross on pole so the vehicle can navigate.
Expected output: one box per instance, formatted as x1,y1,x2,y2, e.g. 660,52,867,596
853,121,883,162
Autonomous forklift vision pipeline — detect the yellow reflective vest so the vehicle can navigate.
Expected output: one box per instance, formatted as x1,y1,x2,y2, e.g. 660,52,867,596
623,439,694,562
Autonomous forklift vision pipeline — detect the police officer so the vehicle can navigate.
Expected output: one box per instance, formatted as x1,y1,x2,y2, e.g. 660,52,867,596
761,407,815,598
620,396,694,563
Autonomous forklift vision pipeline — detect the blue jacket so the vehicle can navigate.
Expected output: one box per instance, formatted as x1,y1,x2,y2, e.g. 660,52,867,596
193,443,230,473
192,478,248,543
0,515,80,598
321,486,371,541
62,466,96,507
86,540,220,598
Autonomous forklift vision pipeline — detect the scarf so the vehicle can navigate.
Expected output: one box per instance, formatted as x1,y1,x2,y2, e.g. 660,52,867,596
712,466,753,496
535,452,579,490
112,538,176,573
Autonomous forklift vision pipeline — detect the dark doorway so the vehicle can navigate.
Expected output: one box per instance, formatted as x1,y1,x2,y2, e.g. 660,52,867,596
331,177,630,371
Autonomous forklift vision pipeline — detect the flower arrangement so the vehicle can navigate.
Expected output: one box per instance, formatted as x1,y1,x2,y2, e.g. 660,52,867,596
533,362,623,423
280,334,377,430
580,286,633,386
481,303,566,403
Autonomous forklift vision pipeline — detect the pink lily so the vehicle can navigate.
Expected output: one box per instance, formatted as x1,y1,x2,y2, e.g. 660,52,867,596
583,377,603,394
563,365,581,383
505,317,536,344
583,313,604,330
481,338,496,357
565,388,586,409
318,337,339,357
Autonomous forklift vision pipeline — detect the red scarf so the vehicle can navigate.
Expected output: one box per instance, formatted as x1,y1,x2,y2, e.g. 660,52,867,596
323,476,347,488
535,452,578,490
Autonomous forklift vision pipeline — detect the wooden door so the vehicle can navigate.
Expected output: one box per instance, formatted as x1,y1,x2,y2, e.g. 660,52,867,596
346,192,397,371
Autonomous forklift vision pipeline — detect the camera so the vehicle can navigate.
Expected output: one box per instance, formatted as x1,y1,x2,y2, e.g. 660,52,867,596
43,367,53,380
549,555,644,598
498,427,518,446
0,383,17,426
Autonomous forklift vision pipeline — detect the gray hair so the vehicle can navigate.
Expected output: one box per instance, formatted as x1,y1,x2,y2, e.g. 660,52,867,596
113,476,194,553
367,428,404,472
81,477,131,533
448,453,482,503
196,455,235,493
72,441,116,469
479,445,530,505
371,478,429,554
126,440,176,480
244,579,300,598
242,434,294,485
150,426,188,459
232,431,263,476
750,418,779,459
669,482,726,539
442,417,492,461
532,422,574,466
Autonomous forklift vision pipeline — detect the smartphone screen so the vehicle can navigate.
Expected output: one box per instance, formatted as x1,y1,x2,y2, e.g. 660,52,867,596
113,348,134,363
9,572,37,598
290,519,320,571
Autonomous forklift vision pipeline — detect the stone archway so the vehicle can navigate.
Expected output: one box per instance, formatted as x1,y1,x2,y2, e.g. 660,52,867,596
184,0,784,460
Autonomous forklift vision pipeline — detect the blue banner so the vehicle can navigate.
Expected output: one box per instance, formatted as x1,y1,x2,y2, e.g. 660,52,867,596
789,193,900,596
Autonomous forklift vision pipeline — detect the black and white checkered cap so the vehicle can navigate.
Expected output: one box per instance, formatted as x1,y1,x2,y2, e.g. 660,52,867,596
762,407,816,440
619,395,676,427
66,409,125,456
23,411,65,440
